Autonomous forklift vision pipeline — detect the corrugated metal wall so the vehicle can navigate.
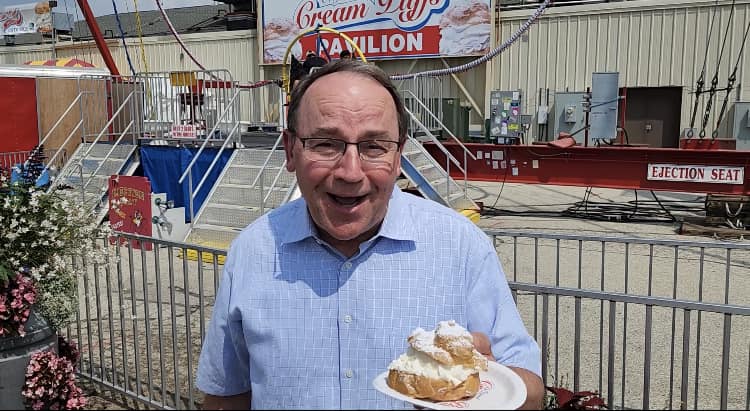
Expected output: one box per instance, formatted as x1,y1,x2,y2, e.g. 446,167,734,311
494,0,750,140
2,0,746,138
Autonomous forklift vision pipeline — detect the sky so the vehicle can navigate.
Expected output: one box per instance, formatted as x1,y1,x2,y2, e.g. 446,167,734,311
0,0,217,19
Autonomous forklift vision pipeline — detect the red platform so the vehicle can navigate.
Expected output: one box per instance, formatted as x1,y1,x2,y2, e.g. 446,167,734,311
423,142,750,195
679,138,736,150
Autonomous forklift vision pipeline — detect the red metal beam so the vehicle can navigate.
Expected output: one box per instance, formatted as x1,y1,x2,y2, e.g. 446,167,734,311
76,0,120,76
424,142,750,195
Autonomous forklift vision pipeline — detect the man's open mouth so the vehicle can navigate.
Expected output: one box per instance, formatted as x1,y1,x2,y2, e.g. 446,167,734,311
329,194,366,207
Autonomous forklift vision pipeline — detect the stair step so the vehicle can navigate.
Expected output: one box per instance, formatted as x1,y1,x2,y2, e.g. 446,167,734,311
212,184,292,207
77,143,135,160
232,149,286,167
222,165,289,186
200,204,264,229
186,224,242,249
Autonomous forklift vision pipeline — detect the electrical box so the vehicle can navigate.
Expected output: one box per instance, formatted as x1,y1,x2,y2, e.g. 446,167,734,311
590,72,619,141
537,105,548,125
489,89,523,144
552,92,587,144
717,101,750,150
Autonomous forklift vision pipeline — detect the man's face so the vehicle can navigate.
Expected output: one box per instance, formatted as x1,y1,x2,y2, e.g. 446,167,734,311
284,72,402,250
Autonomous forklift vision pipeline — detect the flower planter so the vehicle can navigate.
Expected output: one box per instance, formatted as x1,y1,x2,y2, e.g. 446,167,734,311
0,310,57,409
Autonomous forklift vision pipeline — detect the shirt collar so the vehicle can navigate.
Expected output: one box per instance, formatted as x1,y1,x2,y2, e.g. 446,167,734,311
277,186,417,246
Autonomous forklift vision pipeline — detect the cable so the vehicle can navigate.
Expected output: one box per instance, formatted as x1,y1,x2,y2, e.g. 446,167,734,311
132,0,151,74
688,0,719,137
111,0,136,76
712,19,750,139
699,0,736,138
154,0,209,71
390,0,551,80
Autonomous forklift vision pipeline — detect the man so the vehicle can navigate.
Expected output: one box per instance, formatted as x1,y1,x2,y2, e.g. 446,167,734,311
339,49,353,59
196,60,543,409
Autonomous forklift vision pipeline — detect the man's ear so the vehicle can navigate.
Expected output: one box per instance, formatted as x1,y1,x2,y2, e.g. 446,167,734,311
282,130,296,172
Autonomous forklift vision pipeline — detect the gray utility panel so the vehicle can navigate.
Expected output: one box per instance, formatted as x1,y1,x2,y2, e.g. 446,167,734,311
590,72,619,141
489,90,523,144
552,92,587,144
717,101,750,150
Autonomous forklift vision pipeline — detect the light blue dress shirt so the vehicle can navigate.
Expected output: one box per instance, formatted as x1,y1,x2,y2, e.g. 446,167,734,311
195,187,541,409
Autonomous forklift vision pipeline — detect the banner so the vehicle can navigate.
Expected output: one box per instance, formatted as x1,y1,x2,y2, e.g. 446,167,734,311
0,1,52,35
261,0,491,63
108,176,154,250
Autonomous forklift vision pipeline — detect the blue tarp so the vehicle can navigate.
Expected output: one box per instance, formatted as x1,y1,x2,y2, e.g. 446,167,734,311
140,146,232,222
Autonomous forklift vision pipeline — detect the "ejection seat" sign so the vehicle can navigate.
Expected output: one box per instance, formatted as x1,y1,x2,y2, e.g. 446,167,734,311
647,164,745,185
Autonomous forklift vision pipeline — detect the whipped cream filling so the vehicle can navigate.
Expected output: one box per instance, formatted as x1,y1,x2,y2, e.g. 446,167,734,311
388,348,476,384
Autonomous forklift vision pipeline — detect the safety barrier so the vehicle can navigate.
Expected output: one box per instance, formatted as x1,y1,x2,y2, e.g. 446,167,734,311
66,231,750,409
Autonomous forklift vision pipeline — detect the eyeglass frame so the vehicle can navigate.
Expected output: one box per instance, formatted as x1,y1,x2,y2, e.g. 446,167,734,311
292,135,404,164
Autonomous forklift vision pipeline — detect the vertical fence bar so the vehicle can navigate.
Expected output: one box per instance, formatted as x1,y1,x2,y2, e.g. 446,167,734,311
198,250,206,342
168,245,180,408
643,305,652,410
104,247,117,384
93,261,105,380
621,243,629,408
81,255,94,376
724,249,731,305
680,309,691,410
182,246,195,409
720,314,731,410
694,247,705,409
541,294,549,387
513,236,518,282
599,241,606,395
534,237,539,340
140,243,154,404
153,244,167,407
115,241,129,392
607,300,616,410
669,246,678,410
574,296,581,392
555,239,560,385
127,241,142,397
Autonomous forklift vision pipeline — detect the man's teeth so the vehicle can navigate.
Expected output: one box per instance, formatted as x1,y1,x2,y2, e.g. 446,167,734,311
332,195,362,205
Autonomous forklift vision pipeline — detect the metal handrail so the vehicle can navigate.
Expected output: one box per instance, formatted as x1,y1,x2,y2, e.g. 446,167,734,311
178,88,242,185
250,132,285,188
402,90,477,161
79,120,135,194
37,93,84,150
406,108,466,174
41,119,83,177
79,92,136,159
191,121,242,200
262,158,289,208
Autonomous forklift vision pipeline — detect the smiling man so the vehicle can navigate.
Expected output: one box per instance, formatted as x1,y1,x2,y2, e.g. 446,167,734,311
195,60,543,410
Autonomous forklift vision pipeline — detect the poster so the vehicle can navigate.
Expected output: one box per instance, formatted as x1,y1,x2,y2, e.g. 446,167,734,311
0,2,52,35
108,176,153,251
261,0,492,63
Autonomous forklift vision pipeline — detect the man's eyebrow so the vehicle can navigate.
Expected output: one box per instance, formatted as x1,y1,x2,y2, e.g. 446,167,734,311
306,128,392,139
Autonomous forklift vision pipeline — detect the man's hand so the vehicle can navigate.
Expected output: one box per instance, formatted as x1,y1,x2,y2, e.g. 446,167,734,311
471,332,544,410
201,392,251,410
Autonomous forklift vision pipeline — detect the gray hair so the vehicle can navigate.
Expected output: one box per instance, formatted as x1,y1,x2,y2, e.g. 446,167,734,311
286,60,408,142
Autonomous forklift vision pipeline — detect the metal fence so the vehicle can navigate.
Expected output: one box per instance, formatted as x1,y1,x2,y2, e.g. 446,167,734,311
0,148,68,173
67,231,750,410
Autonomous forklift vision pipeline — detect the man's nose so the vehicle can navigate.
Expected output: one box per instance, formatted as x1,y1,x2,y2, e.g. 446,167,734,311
333,144,366,181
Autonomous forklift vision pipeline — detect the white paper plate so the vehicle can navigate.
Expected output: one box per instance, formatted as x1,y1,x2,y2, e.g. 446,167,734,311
372,362,527,410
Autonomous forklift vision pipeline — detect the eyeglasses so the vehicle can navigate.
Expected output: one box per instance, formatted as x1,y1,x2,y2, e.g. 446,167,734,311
298,137,401,164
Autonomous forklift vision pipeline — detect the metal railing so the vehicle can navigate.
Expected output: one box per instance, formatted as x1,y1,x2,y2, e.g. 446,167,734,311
0,148,68,173
67,231,750,410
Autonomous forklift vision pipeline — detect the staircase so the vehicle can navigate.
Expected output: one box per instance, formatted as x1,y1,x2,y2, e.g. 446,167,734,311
400,136,478,212
52,142,140,222
184,144,298,250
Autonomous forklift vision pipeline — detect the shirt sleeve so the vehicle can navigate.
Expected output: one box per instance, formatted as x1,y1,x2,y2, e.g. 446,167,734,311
195,251,251,396
465,237,542,377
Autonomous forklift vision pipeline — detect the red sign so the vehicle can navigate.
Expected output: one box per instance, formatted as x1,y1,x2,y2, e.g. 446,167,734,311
108,176,153,250
299,27,440,59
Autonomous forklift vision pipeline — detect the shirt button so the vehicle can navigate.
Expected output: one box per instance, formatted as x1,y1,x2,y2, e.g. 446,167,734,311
343,315,352,323
342,262,352,270
344,369,353,378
